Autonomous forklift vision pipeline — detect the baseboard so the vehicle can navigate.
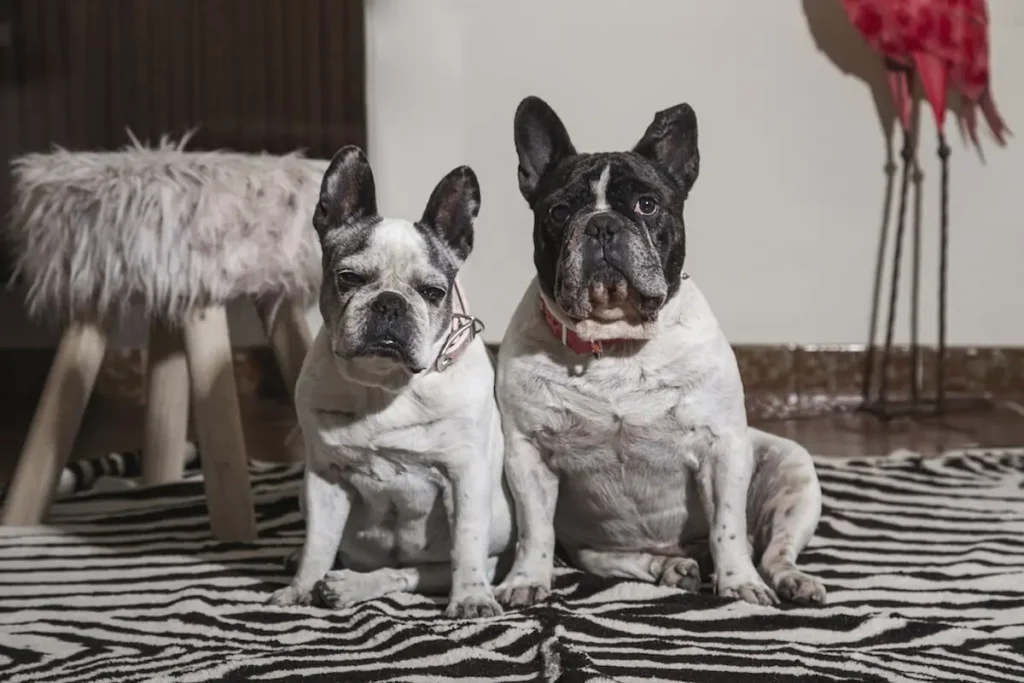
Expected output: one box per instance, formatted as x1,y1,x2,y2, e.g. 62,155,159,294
729,344,1024,400
0,344,1020,408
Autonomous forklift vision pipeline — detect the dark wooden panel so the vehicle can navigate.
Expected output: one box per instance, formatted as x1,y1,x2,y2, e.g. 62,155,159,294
0,0,366,277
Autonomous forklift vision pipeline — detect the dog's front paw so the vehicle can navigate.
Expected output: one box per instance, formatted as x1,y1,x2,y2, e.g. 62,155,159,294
774,569,826,606
313,569,406,609
494,572,552,608
716,571,779,606
657,557,702,592
445,590,503,619
268,584,314,607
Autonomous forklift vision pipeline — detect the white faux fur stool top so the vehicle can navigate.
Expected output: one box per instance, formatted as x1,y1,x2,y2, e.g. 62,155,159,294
7,135,328,324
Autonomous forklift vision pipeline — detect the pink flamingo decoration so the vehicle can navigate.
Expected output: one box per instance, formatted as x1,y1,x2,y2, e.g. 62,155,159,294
840,0,1010,416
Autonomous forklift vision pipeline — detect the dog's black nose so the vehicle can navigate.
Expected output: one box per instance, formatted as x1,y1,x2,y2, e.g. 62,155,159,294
585,214,619,241
370,291,407,318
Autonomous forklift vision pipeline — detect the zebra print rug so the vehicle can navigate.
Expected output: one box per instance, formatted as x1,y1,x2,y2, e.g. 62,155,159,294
2,447,1023,682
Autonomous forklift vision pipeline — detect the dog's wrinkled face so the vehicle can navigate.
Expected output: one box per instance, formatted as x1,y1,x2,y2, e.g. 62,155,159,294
514,96,700,325
313,146,479,390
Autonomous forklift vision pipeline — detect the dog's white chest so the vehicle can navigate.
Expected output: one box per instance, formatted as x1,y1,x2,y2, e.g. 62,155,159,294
327,445,444,509
505,353,715,552
314,405,452,463
532,366,692,471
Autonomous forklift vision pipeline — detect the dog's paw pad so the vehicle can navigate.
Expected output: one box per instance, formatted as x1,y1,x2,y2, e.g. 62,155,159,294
658,557,701,592
494,580,551,608
445,592,503,619
718,577,779,606
268,585,313,607
776,571,827,606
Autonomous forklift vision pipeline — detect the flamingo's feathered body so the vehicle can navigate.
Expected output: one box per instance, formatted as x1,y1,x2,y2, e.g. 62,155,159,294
841,0,1009,146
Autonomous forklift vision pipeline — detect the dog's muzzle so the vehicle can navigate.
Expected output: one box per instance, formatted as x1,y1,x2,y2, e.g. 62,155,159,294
557,214,666,321
358,292,419,367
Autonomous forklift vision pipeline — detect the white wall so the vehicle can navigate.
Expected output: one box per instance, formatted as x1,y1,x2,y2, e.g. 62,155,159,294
3,0,1021,348
363,0,1024,347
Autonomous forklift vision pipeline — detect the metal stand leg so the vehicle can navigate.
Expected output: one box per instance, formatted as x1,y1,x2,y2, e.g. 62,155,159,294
872,126,915,416
936,132,951,414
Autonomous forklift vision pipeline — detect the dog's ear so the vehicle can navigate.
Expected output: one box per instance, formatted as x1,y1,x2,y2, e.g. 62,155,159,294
514,96,577,205
420,165,480,264
313,145,377,238
632,104,700,195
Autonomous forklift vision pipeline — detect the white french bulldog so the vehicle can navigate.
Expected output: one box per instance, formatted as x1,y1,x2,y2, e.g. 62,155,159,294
270,146,514,618
493,97,826,608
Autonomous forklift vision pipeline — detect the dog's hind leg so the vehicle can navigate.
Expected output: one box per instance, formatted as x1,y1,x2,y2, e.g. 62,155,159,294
573,549,702,592
747,428,826,606
313,557,501,615
313,566,437,609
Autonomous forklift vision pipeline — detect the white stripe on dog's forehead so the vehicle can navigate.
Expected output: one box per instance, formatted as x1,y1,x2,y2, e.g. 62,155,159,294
371,218,427,253
591,164,611,211
363,218,442,284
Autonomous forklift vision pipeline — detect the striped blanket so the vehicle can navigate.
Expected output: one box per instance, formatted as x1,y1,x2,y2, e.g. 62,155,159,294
2,448,1023,682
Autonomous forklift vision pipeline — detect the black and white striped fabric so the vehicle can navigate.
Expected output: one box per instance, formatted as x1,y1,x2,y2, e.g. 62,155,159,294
2,447,1023,682
0,443,200,502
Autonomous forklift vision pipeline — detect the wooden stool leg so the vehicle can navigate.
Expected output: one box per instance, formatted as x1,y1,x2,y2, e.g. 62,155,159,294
1,322,107,526
182,306,257,542
255,295,313,402
142,320,190,486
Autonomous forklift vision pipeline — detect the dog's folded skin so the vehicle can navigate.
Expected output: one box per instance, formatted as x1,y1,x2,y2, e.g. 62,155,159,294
494,97,826,609
269,146,514,619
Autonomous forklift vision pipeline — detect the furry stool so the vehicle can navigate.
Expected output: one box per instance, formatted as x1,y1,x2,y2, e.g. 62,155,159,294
0,138,327,541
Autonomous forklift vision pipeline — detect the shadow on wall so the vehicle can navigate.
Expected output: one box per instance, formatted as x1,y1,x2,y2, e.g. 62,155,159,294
803,0,992,157
801,0,897,150
800,0,926,361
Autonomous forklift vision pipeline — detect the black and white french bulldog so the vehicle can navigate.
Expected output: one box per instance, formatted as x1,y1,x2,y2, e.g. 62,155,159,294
270,146,514,618
493,97,826,608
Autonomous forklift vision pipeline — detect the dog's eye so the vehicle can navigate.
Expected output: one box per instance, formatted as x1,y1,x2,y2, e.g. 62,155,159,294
548,204,572,225
418,285,447,304
634,196,659,216
336,270,366,289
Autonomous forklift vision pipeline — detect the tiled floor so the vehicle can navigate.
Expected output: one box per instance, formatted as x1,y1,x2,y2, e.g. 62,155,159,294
751,399,1024,457
2,395,1023,487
